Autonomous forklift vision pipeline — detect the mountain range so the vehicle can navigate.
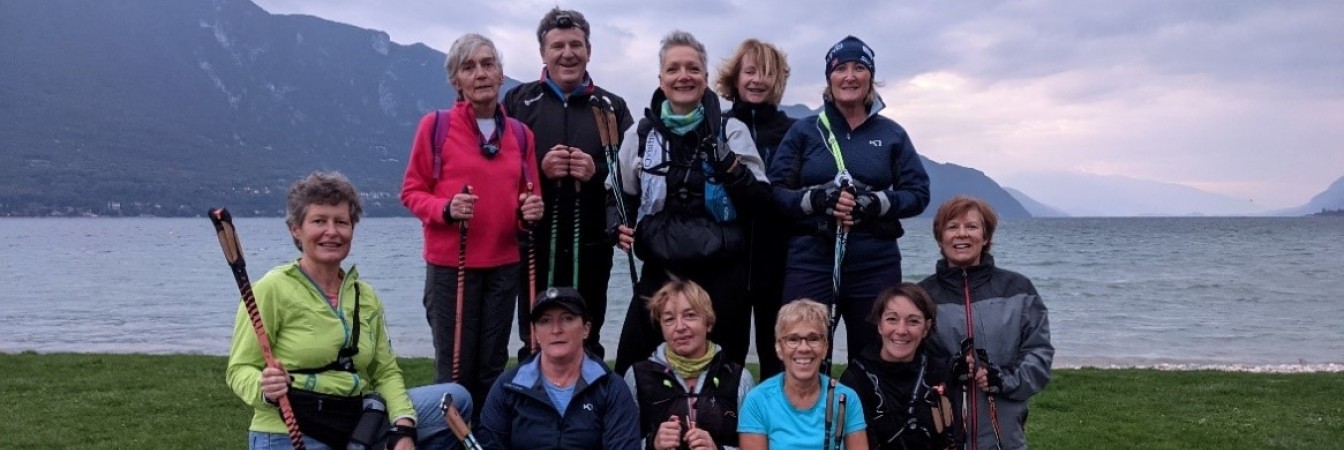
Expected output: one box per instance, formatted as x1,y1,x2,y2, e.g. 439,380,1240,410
998,172,1268,217
1274,176,1344,216
1005,187,1069,217
0,0,1030,218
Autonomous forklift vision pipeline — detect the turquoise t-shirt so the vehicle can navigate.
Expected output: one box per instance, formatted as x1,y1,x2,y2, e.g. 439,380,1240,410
739,374,866,449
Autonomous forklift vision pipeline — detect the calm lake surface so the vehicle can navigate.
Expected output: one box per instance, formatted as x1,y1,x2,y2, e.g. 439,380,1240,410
2,216,1341,366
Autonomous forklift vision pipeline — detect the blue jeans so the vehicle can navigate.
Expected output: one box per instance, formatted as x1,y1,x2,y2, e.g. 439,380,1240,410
248,383,472,450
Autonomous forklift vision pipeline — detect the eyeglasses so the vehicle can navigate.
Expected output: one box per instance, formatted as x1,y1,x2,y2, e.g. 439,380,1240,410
779,333,825,349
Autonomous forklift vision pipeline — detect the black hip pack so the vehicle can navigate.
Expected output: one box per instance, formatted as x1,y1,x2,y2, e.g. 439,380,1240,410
634,210,743,265
286,388,364,448
284,284,388,449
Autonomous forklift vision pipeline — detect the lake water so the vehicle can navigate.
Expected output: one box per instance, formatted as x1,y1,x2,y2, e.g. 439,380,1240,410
2,216,1341,367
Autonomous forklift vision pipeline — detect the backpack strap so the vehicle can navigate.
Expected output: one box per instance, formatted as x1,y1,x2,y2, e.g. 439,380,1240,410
290,284,362,375
507,117,534,186
431,109,452,180
635,118,653,159
438,112,531,182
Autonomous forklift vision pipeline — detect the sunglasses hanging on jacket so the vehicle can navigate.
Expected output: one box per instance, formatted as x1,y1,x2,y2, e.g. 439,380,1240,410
474,111,505,159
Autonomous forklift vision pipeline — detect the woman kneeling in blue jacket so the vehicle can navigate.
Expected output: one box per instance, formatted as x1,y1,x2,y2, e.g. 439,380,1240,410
477,287,640,449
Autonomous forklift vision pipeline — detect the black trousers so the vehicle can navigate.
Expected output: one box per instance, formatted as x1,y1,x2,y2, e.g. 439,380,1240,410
423,263,518,420
779,260,900,370
516,239,613,361
744,217,788,379
612,258,751,376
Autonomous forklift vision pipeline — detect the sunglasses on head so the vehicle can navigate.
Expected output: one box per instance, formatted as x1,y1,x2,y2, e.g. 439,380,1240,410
555,12,574,28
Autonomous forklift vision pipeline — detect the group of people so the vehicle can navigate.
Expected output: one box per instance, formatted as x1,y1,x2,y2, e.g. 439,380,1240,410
224,6,1053,450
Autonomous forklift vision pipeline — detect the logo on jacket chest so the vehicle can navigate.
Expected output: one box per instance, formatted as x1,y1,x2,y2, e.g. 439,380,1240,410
522,93,545,107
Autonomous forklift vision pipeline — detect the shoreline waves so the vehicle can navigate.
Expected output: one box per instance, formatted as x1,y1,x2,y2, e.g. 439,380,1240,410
6,217,1342,373
1062,362,1344,373
4,350,1340,373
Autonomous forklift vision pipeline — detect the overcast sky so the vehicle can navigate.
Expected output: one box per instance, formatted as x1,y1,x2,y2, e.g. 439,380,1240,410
252,0,1342,209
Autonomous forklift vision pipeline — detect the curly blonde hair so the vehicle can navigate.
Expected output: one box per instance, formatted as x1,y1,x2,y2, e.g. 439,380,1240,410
715,39,790,105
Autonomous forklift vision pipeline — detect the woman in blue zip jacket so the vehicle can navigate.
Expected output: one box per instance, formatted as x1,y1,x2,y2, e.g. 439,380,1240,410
768,35,931,364
477,287,640,449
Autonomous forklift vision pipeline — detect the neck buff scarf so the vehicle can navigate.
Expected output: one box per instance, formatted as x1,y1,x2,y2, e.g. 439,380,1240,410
665,341,718,379
660,100,704,136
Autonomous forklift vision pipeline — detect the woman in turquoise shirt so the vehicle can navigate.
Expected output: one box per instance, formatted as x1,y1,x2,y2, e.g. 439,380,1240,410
739,299,868,449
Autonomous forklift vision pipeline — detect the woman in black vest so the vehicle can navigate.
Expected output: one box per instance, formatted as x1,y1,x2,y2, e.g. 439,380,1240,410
714,38,796,380
840,283,959,449
623,279,755,450
607,30,769,375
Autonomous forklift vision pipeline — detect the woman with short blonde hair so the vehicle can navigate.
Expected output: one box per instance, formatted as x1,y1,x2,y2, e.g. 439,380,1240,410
739,299,869,449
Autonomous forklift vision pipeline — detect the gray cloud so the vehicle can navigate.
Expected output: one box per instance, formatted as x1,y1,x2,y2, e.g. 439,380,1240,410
251,0,1344,209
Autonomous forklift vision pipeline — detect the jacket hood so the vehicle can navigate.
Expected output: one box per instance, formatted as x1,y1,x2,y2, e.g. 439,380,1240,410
510,351,612,391
820,94,887,132
933,253,998,287
728,101,789,123
278,259,360,293
643,86,725,130
856,344,930,379
538,68,599,98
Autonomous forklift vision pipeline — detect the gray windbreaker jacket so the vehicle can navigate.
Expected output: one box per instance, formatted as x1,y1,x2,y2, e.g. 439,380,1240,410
919,254,1053,450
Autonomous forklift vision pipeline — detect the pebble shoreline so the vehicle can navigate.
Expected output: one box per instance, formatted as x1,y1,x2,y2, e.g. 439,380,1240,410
1059,363,1344,373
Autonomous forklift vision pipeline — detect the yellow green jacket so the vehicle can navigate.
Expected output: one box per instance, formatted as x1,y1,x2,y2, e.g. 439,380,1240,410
226,261,415,433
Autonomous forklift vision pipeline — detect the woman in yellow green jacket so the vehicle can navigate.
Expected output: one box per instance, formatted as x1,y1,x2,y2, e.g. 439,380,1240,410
226,171,471,450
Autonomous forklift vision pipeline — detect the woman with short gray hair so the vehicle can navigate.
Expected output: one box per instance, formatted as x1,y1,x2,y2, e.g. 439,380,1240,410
400,32,543,418
228,170,472,450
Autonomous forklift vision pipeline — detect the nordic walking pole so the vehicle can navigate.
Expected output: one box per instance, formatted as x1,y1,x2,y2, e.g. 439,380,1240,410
592,97,638,287
453,184,471,382
571,179,581,288
440,393,484,450
834,393,848,450
962,292,1005,450
961,281,1004,449
523,182,539,353
208,208,306,450
822,177,852,377
823,377,837,450
961,288,980,450
987,388,1005,450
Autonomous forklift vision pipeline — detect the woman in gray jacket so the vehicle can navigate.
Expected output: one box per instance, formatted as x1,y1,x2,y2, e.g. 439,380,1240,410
918,196,1053,450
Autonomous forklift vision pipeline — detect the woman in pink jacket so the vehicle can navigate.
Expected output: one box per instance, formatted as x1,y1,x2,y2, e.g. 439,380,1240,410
400,32,543,418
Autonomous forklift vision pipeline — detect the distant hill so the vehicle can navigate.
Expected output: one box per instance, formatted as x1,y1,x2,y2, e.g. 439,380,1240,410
0,0,1026,219
1000,172,1264,216
779,105,1029,218
1005,187,1069,217
780,103,819,119
0,0,518,217
1273,176,1344,216
919,160,1030,218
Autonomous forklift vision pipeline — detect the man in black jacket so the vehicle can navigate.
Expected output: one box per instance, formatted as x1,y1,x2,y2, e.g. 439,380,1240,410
503,7,634,360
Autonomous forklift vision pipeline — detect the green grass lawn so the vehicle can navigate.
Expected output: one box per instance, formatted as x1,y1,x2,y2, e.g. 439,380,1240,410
1,352,1340,449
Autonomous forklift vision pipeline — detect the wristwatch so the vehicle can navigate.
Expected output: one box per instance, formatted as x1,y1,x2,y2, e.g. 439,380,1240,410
388,423,417,444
